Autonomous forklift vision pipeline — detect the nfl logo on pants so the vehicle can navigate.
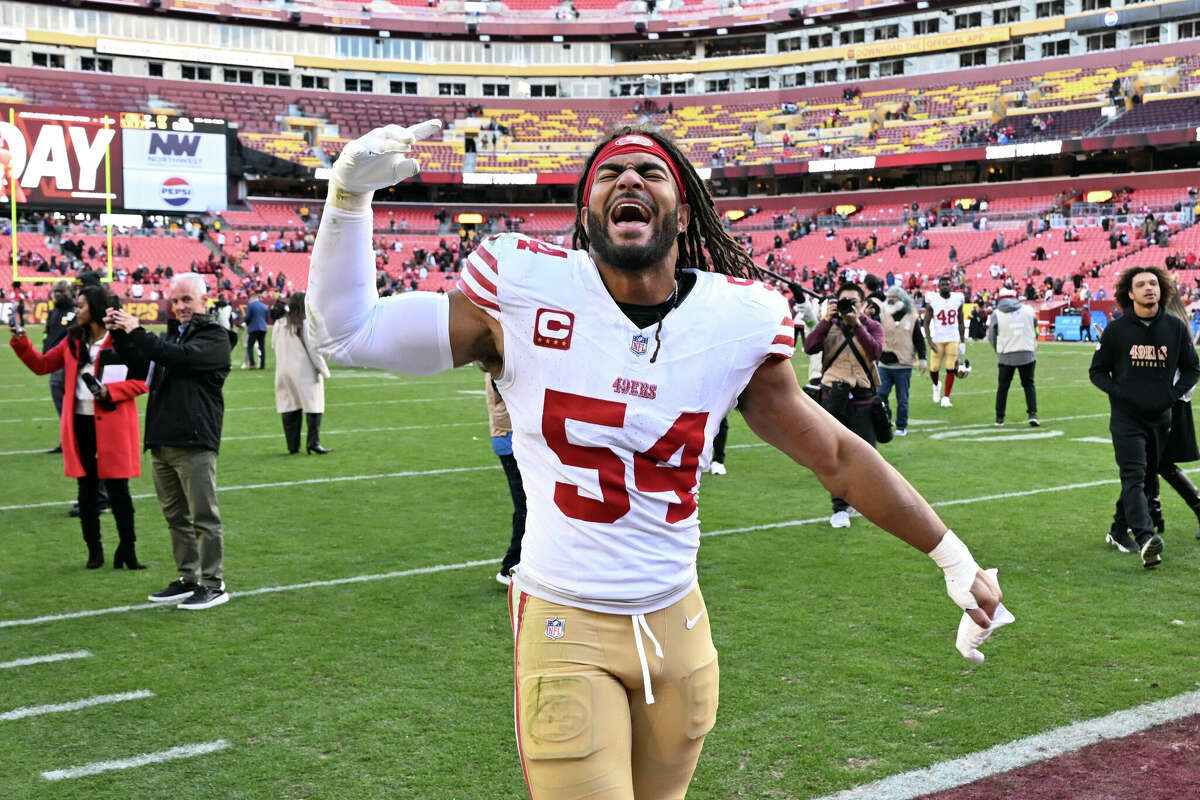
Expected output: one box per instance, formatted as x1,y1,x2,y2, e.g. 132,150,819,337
545,617,565,640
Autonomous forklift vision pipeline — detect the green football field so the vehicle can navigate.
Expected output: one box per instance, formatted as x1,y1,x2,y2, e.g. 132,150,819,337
2,333,1197,799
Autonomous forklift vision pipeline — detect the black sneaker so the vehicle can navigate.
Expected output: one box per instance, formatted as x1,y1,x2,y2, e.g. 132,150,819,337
148,578,200,603
1106,529,1138,554
1028,416,1040,427
1138,534,1164,569
179,584,229,610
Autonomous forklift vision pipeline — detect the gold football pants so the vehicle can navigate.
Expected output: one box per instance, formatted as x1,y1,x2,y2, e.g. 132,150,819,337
508,585,719,800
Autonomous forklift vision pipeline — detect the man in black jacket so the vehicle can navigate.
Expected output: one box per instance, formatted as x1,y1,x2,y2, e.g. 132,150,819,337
106,273,235,609
1090,265,1200,568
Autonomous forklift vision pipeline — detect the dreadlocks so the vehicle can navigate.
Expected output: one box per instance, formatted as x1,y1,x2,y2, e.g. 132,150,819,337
572,126,758,280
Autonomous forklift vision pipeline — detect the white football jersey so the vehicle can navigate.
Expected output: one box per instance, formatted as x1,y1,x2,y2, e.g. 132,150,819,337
925,291,965,343
459,234,793,613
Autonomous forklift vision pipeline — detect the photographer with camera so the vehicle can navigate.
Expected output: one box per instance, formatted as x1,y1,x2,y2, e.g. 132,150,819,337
9,284,148,570
804,282,886,528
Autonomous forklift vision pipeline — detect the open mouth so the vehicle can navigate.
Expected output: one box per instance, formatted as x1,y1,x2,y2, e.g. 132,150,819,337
609,199,653,231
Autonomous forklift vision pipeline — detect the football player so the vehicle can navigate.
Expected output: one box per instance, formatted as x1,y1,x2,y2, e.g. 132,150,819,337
307,121,1006,800
923,274,966,408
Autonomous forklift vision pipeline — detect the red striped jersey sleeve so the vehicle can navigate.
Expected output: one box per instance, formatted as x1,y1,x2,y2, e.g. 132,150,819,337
458,240,501,317
763,284,796,361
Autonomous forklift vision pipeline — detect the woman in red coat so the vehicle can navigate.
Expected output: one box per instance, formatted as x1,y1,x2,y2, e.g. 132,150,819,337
10,285,148,569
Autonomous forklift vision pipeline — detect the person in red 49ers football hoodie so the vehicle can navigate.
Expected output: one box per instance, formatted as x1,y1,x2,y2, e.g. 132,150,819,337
10,284,148,570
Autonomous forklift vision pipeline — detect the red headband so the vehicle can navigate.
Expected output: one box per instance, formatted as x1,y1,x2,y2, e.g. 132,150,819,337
581,134,687,208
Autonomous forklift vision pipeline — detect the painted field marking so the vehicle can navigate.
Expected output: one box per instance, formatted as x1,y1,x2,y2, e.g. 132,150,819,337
41,739,230,781
1073,436,1114,444
931,429,1064,442
0,464,499,512
6,469,1188,630
221,420,485,443
812,689,1200,800
0,650,91,669
0,422,487,454
1,690,153,721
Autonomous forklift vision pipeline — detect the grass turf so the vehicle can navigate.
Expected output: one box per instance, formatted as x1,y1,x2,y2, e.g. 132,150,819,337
1,334,1196,799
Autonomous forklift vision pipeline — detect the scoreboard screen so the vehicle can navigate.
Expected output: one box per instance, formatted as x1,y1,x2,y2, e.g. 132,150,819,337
0,105,229,212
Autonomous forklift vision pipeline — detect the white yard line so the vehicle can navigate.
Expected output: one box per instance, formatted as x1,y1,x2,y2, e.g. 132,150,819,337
41,739,230,781
0,471,1172,629
0,421,487,453
0,464,499,512
812,689,1200,800
0,393,482,424
1,690,153,721
0,650,91,669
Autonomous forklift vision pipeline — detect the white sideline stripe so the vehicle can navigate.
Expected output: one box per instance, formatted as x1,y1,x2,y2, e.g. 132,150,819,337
0,465,499,512
1073,436,1114,444
41,739,230,781
8,470,1192,630
812,689,1200,800
0,650,91,669
0,448,52,456
0,690,153,721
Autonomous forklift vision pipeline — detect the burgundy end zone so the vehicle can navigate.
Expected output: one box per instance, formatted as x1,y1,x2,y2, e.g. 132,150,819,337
921,714,1200,800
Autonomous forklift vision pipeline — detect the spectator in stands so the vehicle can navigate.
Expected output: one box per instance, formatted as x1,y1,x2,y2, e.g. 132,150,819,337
948,245,957,263
273,292,331,456
243,292,269,370
105,273,235,609
11,284,148,570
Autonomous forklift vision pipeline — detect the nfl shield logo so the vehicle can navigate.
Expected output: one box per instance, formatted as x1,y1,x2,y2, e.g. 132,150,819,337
545,617,565,640
630,334,649,356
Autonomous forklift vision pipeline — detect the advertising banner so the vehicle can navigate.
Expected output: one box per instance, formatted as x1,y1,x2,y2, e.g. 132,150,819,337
121,124,228,212
0,104,122,207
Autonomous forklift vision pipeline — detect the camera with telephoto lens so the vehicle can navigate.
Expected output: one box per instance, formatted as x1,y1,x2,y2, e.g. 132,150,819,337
836,296,857,316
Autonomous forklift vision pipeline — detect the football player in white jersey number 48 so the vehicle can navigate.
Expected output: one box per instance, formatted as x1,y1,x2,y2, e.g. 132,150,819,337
307,120,1010,800
923,275,966,407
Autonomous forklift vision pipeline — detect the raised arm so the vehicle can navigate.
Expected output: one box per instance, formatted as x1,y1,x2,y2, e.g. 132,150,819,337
305,121,501,376
738,357,1002,637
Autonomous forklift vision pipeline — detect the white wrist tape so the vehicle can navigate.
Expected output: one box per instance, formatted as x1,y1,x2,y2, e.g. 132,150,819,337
327,182,373,213
928,530,980,611
307,204,454,375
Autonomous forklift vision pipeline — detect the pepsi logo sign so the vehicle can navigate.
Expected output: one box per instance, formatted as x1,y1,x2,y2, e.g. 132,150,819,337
1103,10,1118,26
160,176,192,207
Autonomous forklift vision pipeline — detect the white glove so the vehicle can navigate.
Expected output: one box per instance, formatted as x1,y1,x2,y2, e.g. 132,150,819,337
956,570,1014,663
330,119,443,197
957,341,966,357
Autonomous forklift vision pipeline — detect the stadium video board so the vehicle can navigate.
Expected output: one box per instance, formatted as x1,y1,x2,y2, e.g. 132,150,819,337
0,105,228,212
0,104,122,208
120,112,228,212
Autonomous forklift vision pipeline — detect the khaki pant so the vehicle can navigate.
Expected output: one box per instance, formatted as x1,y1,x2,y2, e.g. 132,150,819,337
508,586,719,800
150,446,223,587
